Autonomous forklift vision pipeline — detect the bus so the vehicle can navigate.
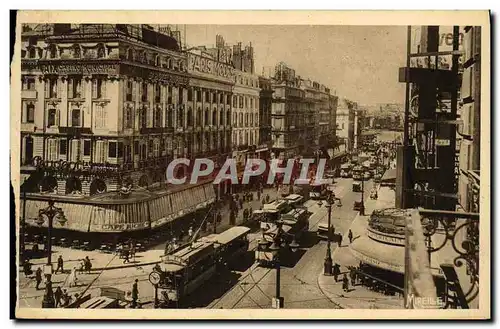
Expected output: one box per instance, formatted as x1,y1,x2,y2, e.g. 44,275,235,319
309,182,328,200
252,199,292,230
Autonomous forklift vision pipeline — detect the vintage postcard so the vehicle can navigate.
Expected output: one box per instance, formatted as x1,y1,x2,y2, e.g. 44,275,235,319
11,10,490,320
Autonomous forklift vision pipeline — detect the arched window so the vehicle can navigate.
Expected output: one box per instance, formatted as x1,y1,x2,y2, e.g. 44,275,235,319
212,110,217,126
124,105,133,129
154,106,162,128
239,113,243,127
166,106,173,128
204,107,209,125
219,111,224,126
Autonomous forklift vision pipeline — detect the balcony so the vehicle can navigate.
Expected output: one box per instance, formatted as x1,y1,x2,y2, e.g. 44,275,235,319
405,208,479,309
22,89,37,99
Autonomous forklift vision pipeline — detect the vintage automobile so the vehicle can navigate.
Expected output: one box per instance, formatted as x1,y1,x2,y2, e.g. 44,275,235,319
352,181,362,192
317,221,335,240
353,201,365,212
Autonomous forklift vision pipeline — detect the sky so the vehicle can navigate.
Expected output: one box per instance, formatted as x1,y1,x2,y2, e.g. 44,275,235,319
184,25,408,106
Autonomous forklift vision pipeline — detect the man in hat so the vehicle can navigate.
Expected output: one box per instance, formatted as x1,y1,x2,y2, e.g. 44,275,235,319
131,279,139,308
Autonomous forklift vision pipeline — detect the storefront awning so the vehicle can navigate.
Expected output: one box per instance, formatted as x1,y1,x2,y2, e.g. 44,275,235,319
381,168,397,182
349,235,405,274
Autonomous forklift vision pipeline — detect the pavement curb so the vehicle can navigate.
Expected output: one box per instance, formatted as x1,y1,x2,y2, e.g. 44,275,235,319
316,273,346,309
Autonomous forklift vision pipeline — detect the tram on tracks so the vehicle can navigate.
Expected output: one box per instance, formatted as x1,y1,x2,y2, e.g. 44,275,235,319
151,226,250,307
255,206,310,267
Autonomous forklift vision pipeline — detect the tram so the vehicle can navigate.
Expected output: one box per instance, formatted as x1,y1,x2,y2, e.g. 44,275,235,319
252,199,292,229
255,207,309,267
152,226,250,307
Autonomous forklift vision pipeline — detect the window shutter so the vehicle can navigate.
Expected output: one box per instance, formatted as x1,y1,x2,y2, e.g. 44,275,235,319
68,78,73,99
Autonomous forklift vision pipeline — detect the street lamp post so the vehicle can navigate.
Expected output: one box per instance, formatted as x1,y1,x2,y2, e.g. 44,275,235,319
36,200,67,308
360,174,365,216
318,192,337,276
268,220,299,309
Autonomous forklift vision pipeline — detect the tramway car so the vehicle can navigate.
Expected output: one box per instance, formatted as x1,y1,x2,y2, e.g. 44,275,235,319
255,207,309,267
153,226,250,307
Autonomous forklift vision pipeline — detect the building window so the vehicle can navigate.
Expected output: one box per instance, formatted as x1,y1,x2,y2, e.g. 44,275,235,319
67,77,82,99
212,110,217,127
187,88,193,102
48,44,57,59
205,108,209,125
95,104,107,129
205,91,210,102
127,48,134,61
140,108,147,129
117,142,123,158
46,78,58,98
245,113,249,126
220,111,224,125
47,108,57,127
239,96,243,108
226,94,231,105
197,108,202,126
154,106,162,128
134,140,139,155
148,139,153,154
178,87,184,104
166,107,173,128
245,97,248,108
25,103,35,123
93,78,105,99
233,95,237,107
73,45,81,58
219,93,224,103
178,106,184,128
126,80,133,102
28,47,37,59
155,55,160,66
255,113,258,127
233,113,237,127
109,141,117,158
59,139,67,155
46,138,58,161
250,98,254,109
187,107,193,126
97,44,106,58
71,109,81,127
226,111,231,126
141,82,148,102
83,140,91,156
155,84,161,103
22,76,36,90
239,113,243,127
250,113,253,126
196,89,202,102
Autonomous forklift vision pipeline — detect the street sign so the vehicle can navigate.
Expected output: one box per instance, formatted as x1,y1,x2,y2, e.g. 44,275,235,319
435,139,451,146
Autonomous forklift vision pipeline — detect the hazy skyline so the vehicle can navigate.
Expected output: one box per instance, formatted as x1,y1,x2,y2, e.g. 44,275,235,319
184,25,407,105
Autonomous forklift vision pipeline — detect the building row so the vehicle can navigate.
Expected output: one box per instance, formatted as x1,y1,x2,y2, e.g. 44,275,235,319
19,24,338,235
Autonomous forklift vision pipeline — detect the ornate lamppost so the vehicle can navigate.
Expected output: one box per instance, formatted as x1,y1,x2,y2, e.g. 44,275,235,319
267,220,299,309
360,170,366,216
318,191,338,276
36,200,67,308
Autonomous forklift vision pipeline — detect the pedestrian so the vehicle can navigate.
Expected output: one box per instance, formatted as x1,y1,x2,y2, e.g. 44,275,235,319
54,286,63,307
35,267,42,290
123,249,130,264
68,266,78,287
338,234,343,247
188,226,194,239
130,244,136,262
131,279,139,308
61,289,71,307
55,255,64,274
333,264,340,282
84,256,92,274
217,212,222,224
22,259,32,277
342,274,349,292
239,199,244,209
348,229,353,244
350,268,357,287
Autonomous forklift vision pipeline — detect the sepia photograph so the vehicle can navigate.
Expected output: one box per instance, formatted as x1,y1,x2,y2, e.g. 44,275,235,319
10,10,490,320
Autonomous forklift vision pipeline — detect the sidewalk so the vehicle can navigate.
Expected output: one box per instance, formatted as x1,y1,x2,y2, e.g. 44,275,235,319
25,187,280,273
317,183,404,309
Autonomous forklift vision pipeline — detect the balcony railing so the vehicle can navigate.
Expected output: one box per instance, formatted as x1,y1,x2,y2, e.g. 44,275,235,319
405,208,480,309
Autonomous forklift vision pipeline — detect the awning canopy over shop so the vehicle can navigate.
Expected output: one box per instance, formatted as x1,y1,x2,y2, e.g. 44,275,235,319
349,235,405,274
23,182,216,233
381,168,397,182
